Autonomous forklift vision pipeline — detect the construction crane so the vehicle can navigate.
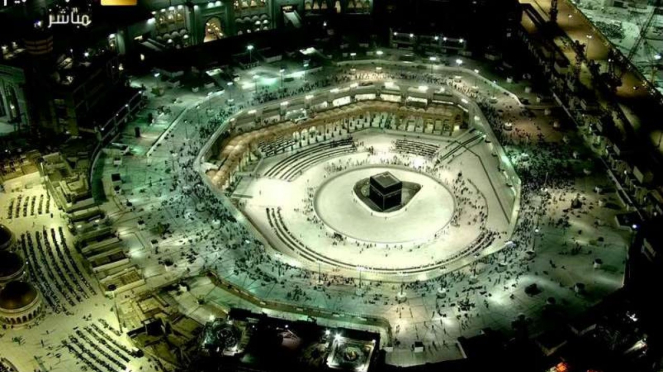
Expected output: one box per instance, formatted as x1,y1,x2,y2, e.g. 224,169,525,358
550,0,558,24
620,2,659,80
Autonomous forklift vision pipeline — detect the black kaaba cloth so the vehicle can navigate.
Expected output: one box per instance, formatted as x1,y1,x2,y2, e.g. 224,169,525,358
368,172,403,211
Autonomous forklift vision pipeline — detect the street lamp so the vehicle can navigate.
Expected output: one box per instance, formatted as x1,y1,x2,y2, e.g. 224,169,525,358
376,50,383,57
429,56,437,74
585,34,592,58
252,74,260,93
227,81,234,102
357,266,364,295
455,58,463,66
247,44,254,63
279,68,285,90
153,72,160,90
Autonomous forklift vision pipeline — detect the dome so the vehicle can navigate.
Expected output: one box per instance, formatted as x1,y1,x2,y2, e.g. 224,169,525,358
0,281,38,310
0,225,13,250
0,251,24,280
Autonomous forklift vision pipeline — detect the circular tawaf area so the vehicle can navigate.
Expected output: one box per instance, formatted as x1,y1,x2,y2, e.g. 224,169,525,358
314,166,455,244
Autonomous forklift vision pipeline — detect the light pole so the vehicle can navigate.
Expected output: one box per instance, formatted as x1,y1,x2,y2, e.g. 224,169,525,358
357,266,363,295
111,291,123,333
429,56,437,74
227,81,234,103
207,91,214,113
585,34,592,59
154,72,160,91
253,74,260,97
279,68,285,91
303,62,309,82
247,44,254,64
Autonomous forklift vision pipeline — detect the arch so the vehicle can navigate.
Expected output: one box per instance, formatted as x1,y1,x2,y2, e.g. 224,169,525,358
5,85,20,120
0,88,6,117
204,17,225,43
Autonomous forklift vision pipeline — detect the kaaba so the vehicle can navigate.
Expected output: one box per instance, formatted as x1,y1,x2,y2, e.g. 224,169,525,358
369,172,403,211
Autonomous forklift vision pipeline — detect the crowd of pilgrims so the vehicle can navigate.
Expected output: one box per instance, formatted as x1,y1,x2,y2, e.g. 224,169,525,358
285,149,492,264
143,62,605,350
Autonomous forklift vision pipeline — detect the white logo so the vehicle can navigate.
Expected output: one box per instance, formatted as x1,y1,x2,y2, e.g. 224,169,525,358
48,8,91,27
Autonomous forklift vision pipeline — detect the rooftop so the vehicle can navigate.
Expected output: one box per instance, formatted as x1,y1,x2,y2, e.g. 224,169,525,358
0,225,12,248
0,281,38,310
0,251,24,279
371,171,401,190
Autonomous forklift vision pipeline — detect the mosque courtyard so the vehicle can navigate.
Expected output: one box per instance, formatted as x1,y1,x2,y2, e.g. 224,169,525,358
0,54,631,370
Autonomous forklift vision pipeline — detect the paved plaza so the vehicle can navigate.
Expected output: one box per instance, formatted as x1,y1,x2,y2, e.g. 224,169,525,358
238,129,512,276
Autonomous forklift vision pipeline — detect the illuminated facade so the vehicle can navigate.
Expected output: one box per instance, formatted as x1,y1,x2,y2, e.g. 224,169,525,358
115,0,373,51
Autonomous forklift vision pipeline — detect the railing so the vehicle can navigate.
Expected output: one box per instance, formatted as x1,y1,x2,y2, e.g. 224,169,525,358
206,271,394,344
